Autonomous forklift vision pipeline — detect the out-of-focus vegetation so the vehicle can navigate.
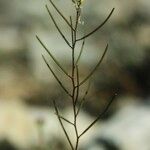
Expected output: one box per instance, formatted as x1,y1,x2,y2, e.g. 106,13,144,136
0,0,150,149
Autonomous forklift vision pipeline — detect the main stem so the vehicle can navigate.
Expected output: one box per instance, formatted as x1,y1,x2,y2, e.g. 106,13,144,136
70,7,81,150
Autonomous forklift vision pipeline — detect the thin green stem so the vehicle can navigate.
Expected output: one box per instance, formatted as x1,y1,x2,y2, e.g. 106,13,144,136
76,81,90,116
69,9,81,150
54,113,74,126
46,5,72,48
48,0,75,31
53,100,74,150
36,36,71,78
70,16,75,47
76,8,115,41
79,44,108,86
75,39,85,65
75,65,80,105
79,93,117,138
42,55,72,97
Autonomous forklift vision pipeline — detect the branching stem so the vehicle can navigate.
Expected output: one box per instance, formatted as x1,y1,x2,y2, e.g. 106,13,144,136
38,1,115,150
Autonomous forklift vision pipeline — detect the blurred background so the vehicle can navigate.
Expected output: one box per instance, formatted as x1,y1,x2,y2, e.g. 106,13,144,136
0,0,150,149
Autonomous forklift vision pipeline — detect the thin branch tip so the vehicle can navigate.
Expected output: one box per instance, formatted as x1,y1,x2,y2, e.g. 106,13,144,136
77,8,115,41
79,43,109,86
46,4,72,48
48,0,75,31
